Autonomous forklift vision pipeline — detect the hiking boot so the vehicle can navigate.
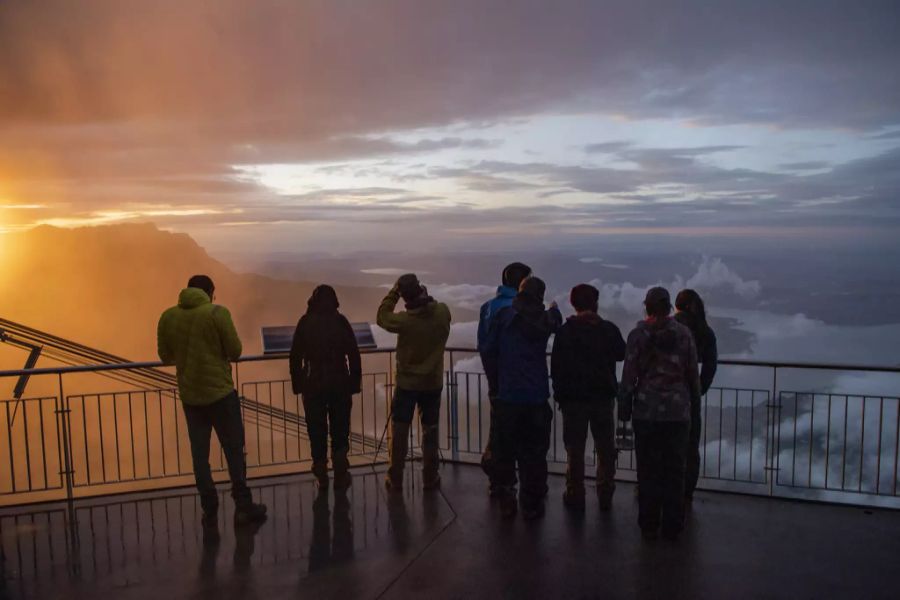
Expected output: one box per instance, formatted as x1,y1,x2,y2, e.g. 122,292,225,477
332,450,352,491
562,487,585,511
311,461,329,490
522,503,545,521
422,472,441,491
234,502,268,526
597,488,614,512
499,493,518,519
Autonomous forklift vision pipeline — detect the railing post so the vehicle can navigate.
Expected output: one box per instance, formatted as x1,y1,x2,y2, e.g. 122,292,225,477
56,373,75,503
448,350,459,462
765,366,780,497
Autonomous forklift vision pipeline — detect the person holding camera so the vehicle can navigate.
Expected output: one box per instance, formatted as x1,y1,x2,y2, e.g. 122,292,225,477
377,274,451,491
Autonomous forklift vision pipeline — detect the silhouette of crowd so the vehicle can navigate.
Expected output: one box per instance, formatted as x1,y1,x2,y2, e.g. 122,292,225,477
158,262,717,542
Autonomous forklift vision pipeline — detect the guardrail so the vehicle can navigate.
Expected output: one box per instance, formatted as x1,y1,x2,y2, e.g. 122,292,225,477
1,349,899,508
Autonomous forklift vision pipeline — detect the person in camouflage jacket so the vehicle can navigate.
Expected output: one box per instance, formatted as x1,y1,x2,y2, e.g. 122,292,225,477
619,286,700,541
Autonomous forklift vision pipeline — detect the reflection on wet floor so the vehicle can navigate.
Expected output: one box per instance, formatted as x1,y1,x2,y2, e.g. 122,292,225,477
0,467,453,599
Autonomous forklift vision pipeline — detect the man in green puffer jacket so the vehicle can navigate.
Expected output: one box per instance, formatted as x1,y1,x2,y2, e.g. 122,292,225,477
157,275,266,532
377,273,451,491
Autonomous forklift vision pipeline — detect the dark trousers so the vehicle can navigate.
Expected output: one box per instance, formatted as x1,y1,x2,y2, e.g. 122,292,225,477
481,395,517,487
303,390,352,463
685,398,702,498
634,419,690,535
182,390,252,514
494,402,552,510
561,402,616,496
391,388,441,426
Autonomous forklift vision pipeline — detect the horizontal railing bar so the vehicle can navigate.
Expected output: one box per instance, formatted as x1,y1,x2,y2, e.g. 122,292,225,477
2,346,899,378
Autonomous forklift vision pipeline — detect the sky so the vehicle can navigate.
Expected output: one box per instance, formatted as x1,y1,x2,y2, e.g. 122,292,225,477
1,0,899,254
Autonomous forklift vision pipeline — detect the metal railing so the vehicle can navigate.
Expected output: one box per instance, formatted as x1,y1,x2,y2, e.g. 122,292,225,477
1,348,899,509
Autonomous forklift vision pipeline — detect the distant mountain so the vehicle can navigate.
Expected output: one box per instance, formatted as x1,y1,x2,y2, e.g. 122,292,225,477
0,223,387,360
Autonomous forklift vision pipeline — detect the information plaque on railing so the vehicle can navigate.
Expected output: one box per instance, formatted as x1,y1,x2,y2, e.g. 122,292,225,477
261,323,377,354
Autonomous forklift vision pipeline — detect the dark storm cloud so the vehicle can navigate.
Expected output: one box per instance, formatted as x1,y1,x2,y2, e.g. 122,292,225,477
1,0,898,232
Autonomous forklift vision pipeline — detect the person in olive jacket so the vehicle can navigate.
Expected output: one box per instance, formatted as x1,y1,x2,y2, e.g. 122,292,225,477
290,285,362,490
377,274,451,491
551,284,626,511
157,275,267,531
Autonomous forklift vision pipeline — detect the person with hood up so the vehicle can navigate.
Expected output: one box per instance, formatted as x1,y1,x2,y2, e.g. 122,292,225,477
377,274,451,491
477,261,533,497
674,289,718,504
157,275,267,533
619,287,700,541
551,283,626,511
482,276,562,520
290,285,362,490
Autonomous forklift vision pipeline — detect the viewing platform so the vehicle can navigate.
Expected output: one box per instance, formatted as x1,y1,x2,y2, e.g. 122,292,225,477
3,463,900,599
2,324,900,598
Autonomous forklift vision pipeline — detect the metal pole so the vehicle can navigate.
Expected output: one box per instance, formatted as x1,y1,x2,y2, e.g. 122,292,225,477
766,366,780,497
448,350,459,462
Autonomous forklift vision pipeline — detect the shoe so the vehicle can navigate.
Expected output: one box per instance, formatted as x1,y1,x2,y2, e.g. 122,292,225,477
384,473,403,492
661,528,681,541
311,461,329,490
422,472,441,491
499,494,518,519
522,504,545,521
562,488,585,511
597,489,614,512
333,470,353,490
234,502,268,526
332,449,352,490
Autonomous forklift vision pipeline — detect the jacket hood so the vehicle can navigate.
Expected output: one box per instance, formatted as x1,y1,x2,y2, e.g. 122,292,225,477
406,299,437,316
496,285,517,299
178,287,212,309
636,316,678,352
307,284,340,315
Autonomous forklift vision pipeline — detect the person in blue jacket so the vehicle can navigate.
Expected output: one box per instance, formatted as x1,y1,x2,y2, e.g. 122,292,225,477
478,262,533,496
482,276,562,520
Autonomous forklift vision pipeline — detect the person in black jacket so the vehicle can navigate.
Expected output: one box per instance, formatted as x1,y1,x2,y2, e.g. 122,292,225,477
674,289,718,503
290,285,362,490
551,284,626,511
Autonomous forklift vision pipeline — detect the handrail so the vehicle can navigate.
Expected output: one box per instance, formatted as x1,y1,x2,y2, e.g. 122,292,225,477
1,346,899,378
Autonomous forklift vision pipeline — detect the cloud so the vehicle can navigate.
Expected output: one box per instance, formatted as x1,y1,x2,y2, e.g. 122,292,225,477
579,256,761,314
424,283,497,311
686,256,761,298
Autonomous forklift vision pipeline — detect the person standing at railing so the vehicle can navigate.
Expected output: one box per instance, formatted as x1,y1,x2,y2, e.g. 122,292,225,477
377,273,451,491
551,283,626,512
477,261,533,498
157,275,267,534
618,287,700,541
289,285,362,491
674,289,718,505
482,276,562,520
